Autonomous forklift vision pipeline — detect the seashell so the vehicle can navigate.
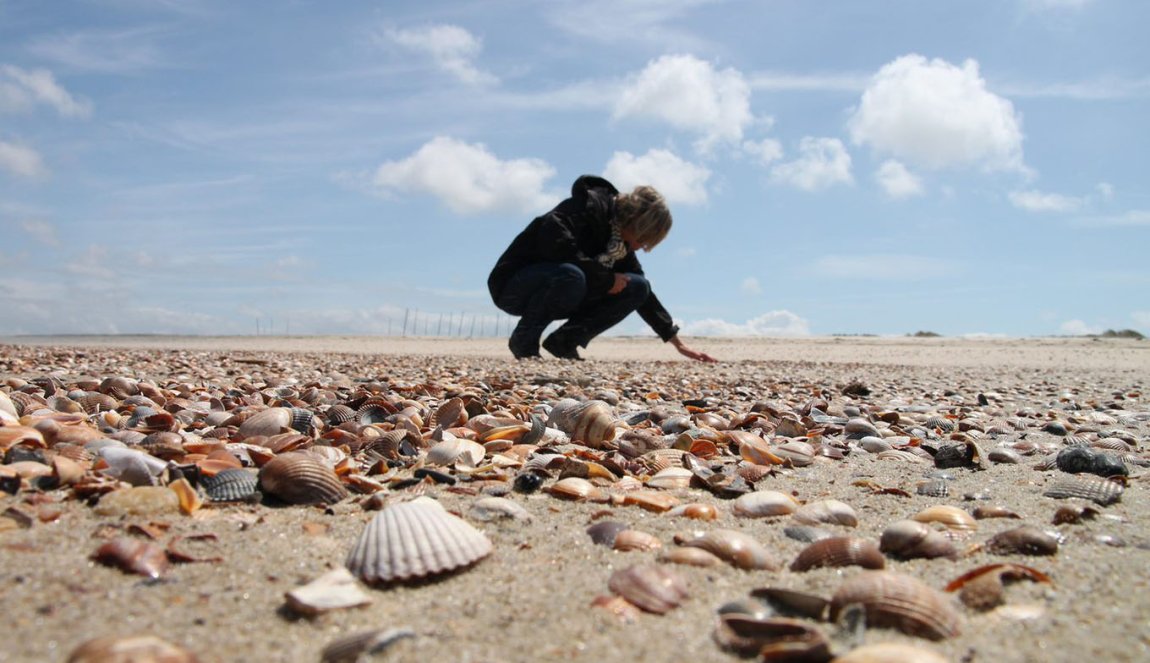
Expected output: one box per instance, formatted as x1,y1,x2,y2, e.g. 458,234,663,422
0,425,47,451
772,440,815,467
658,547,722,567
613,529,662,552
945,563,1052,612
325,404,357,426
666,503,718,521
749,587,831,620
735,434,783,465
830,571,961,640
425,438,485,467
468,496,531,522
66,635,199,663
713,614,831,659
784,525,835,544
675,529,780,571
587,520,629,547
790,536,885,572
912,505,977,533
98,376,139,399
622,490,679,513
792,499,858,527
845,418,881,438
971,505,1022,520
346,496,492,584
1051,504,1099,525
924,415,956,433
646,466,694,490
201,468,260,503
987,447,1023,464
984,526,1060,556
546,476,610,502
284,567,373,617
258,452,348,505
607,563,689,614
237,407,292,439
1043,475,1124,506
547,399,617,448
857,436,893,453
916,478,950,497
320,628,415,663
879,520,958,560
1057,445,1128,477
832,643,949,663
428,397,467,430
288,407,317,434
97,447,168,486
732,490,798,518
92,537,170,578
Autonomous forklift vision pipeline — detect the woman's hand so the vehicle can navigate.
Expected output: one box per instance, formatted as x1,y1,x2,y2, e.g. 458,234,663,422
669,335,718,362
608,273,630,294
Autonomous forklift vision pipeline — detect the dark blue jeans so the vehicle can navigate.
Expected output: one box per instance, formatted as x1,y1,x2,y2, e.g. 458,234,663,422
494,262,651,353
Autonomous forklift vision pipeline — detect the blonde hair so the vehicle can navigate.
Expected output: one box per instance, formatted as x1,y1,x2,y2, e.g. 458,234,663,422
615,185,672,250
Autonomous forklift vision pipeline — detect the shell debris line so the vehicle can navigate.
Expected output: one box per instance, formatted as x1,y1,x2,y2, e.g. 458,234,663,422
0,338,1148,662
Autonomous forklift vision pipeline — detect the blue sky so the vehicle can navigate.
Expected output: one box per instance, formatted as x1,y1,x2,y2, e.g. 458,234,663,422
1,0,1147,338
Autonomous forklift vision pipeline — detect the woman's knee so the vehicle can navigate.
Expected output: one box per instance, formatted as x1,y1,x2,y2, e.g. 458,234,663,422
623,273,650,301
548,263,587,310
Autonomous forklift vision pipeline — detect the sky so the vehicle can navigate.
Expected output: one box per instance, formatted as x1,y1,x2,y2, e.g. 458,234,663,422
1,0,1148,340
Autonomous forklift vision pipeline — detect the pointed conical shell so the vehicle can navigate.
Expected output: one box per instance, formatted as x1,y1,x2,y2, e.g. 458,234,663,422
258,452,348,505
346,496,492,584
547,399,617,448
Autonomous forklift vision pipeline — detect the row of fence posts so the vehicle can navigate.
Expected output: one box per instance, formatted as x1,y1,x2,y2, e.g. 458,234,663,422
253,310,518,337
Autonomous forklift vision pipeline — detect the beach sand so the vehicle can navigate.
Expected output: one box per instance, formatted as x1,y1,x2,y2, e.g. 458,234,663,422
1,335,1147,662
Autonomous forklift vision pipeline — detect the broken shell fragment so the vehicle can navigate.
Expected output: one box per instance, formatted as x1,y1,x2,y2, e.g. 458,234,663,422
284,567,373,617
713,614,831,660
345,496,492,584
607,563,689,614
92,537,170,578
984,526,1060,556
945,563,1052,612
320,628,415,663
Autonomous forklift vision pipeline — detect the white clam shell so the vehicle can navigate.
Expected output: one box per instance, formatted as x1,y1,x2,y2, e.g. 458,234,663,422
346,497,493,584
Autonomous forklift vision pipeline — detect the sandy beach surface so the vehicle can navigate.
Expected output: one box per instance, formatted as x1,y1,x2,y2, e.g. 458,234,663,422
1,335,1147,663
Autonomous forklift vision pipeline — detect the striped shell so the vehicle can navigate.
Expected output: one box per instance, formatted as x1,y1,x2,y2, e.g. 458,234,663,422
608,563,689,614
201,468,260,503
1043,475,1124,506
789,536,885,572
238,407,292,440
258,452,348,505
345,496,492,584
830,571,961,640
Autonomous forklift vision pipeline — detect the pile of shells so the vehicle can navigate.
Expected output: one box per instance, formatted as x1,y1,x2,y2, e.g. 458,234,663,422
0,342,1146,662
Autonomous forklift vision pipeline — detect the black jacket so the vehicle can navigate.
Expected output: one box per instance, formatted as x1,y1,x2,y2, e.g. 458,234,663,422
487,175,680,342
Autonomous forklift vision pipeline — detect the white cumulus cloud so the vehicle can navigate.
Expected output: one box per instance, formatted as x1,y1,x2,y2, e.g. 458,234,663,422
384,24,497,85
848,54,1025,172
1060,319,1102,335
1009,189,1083,212
373,136,557,214
614,54,753,153
0,65,92,118
875,160,923,199
770,137,853,191
682,311,810,337
603,149,710,205
742,138,784,166
0,140,46,178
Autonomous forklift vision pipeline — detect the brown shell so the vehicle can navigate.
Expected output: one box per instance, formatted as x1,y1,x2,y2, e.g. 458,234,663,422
879,520,958,560
830,571,961,640
258,452,348,505
613,530,662,552
675,529,780,571
607,563,689,614
67,635,199,663
789,536,885,572
713,615,831,659
912,505,977,533
984,526,1060,556
237,407,292,440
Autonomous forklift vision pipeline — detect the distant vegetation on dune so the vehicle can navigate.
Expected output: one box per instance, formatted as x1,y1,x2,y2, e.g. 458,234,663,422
1095,329,1146,340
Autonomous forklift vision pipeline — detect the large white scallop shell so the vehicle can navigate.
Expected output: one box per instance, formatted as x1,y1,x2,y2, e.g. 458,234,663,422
346,497,493,584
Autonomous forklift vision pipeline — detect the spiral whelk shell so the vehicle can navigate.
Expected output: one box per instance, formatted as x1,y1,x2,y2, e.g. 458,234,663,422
258,452,348,505
830,571,961,640
346,496,492,584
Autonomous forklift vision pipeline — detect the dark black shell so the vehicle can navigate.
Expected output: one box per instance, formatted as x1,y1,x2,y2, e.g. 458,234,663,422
201,468,261,503
1056,446,1128,477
